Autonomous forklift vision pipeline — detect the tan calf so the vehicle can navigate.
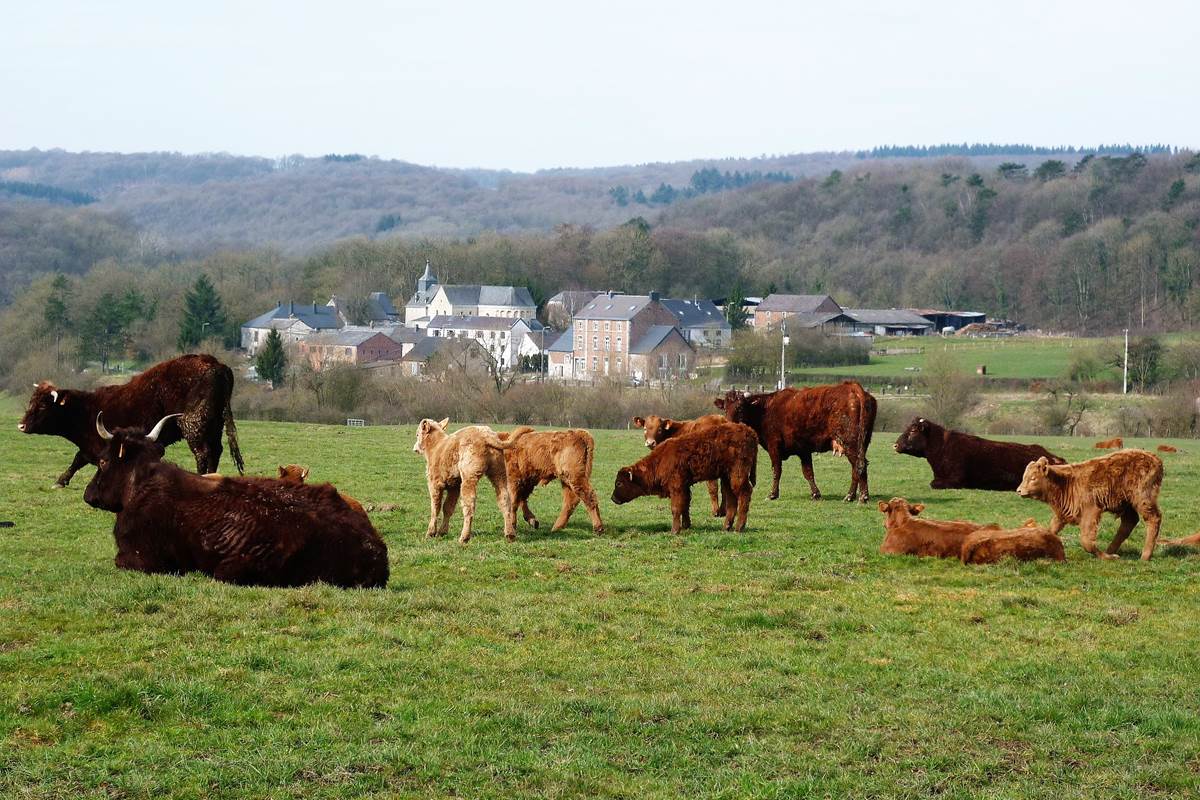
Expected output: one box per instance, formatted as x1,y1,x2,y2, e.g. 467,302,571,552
498,428,604,534
1094,437,1123,449
412,418,532,544
1017,451,1163,561
960,519,1066,564
877,498,998,558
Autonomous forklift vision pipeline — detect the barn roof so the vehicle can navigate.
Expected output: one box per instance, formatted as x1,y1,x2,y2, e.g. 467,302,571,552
242,302,343,331
660,298,731,330
844,309,935,328
438,285,536,308
547,324,576,353
756,294,843,314
577,294,655,320
630,325,688,354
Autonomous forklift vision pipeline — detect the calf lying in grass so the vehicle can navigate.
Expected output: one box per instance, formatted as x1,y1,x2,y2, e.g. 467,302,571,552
877,498,998,558
960,519,1066,564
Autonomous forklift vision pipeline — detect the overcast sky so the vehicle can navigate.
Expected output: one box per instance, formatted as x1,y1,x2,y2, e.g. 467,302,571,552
3,0,1197,171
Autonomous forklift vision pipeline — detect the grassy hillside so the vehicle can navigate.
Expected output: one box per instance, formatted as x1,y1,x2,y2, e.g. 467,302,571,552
3,414,1200,798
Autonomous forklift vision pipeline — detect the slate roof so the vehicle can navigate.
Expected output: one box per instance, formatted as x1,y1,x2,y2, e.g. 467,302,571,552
402,337,485,363
341,324,425,345
660,298,731,330
243,302,343,331
368,292,399,320
631,325,684,354
576,294,655,321
777,311,850,329
427,315,543,332
438,285,536,308
756,294,843,314
300,330,391,348
548,324,576,353
844,309,935,328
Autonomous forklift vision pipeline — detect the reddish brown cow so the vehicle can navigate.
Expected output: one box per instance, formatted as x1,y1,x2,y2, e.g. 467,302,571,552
612,424,757,534
19,354,244,486
632,414,729,515
1094,437,1123,449
716,381,877,503
1017,451,1164,560
84,415,387,588
1157,444,1180,453
497,428,604,534
877,497,999,558
960,519,1066,564
894,417,1065,491
276,465,367,515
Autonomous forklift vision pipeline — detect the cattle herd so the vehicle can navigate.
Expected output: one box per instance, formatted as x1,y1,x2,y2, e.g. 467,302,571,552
13,355,1185,589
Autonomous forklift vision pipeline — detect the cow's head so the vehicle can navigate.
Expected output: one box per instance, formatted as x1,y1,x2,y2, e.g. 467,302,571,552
83,413,180,512
715,390,759,425
18,382,74,435
876,497,924,529
611,466,645,504
278,464,310,483
894,417,933,455
632,415,677,448
413,418,450,454
1016,457,1055,499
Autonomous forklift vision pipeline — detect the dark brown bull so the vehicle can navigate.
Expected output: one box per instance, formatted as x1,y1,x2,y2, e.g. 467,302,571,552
715,381,876,503
893,417,1065,491
84,414,387,588
18,354,244,486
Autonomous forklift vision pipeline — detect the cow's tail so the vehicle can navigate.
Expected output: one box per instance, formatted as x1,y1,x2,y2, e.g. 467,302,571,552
220,365,245,475
856,385,878,488
489,426,534,450
582,430,596,479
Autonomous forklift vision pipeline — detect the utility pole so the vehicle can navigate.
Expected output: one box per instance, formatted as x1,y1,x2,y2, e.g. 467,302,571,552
1122,328,1129,395
779,322,789,391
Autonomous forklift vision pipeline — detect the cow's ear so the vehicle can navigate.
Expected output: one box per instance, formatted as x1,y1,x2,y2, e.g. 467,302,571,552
1036,456,1049,466
1022,518,1037,528
278,466,287,478
57,391,68,406
437,417,450,429
714,398,725,410
625,468,635,482
632,416,645,428
877,500,889,513
300,467,310,480
911,503,925,515
663,420,672,432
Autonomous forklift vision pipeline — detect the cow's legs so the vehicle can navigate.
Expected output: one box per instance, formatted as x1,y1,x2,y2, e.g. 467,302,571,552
680,486,692,531
669,487,691,534
706,480,724,516
1138,501,1163,562
458,476,480,544
721,475,736,531
562,478,604,533
427,481,446,537
1077,507,1114,559
55,450,91,488
799,452,821,500
766,445,786,500
1106,508,1140,557
734,478,752,532
438,485,460,536
488,467,517,542
845,449,869,503
512,480,539,529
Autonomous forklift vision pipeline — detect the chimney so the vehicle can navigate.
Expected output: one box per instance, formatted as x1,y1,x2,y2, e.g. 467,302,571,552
607,290,615,299
649,291,660,303
289,301,294,315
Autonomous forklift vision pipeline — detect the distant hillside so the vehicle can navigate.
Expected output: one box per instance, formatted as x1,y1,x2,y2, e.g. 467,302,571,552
0,147,1100,252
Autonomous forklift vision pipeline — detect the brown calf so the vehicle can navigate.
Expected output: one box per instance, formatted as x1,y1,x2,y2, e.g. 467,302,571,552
632,413,729,515
1157,444,1180,453
612,423,757,534
1094,437,1123,449
412,419,532,544
1017,451,1164,560
497,428,604,534
877,498,999,558
960,519,1066,564
277,465,367,515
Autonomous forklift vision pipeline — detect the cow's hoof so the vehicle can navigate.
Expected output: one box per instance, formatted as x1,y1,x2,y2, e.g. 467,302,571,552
592,525,604,534
529,519,540,529
810,492,822,501
768,492,779,500
842,493,855,503
505,534,517,543
51,483,66,490
1099,553,1120,560
458,536,472,545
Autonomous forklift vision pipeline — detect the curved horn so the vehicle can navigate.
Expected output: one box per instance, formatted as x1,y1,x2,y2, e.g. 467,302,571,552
50,390,59,403
146,413,182,442
96,412,114,440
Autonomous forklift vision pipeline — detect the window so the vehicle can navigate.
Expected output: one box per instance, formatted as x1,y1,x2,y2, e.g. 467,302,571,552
616,357,623,370
604,321,610,331
592,357,598,370
616,336,622,351
604,336,610,351
345,347,353,356
678,353,687,370
592,336,598,350
659,354,668,369
592,321,599,331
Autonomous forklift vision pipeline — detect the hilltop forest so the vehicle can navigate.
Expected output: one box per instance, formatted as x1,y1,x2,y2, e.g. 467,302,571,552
0,146,1199,389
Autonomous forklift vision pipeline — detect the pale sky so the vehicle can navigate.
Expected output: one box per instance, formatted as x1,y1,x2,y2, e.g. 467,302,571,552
3,0,1197,171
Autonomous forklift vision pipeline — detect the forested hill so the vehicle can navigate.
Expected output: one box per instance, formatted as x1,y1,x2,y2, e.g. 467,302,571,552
0,147,1115,251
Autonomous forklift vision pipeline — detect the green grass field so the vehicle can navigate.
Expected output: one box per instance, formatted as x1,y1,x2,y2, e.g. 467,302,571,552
3,408,1200,798
792,336,1114,382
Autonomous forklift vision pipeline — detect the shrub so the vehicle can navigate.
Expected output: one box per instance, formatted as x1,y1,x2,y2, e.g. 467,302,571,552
920,349,979,429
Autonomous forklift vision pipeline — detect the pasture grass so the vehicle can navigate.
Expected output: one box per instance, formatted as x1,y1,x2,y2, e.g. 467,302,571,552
3,412,1200,798
792,336,1113,381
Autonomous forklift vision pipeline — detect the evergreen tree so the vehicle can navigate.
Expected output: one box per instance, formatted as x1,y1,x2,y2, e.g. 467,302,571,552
255,329,288,388
43,274,71,338
178,274,230,351
724,285,749,330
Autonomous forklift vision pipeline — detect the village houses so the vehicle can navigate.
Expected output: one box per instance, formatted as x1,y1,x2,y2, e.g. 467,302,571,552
554,291,695,381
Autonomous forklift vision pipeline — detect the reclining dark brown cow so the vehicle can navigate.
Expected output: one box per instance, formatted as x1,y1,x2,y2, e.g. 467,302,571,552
1017,451,1164,561
632,414,730,516
715,382,876,503
612,423,757,534
894,417,1065,491
84,414,387,588
18,354,244,487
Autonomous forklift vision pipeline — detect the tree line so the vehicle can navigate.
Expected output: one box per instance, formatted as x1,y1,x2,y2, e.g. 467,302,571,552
857,143,1177,159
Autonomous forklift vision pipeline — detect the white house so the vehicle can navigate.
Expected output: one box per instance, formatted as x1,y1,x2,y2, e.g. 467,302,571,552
426,315,546,371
